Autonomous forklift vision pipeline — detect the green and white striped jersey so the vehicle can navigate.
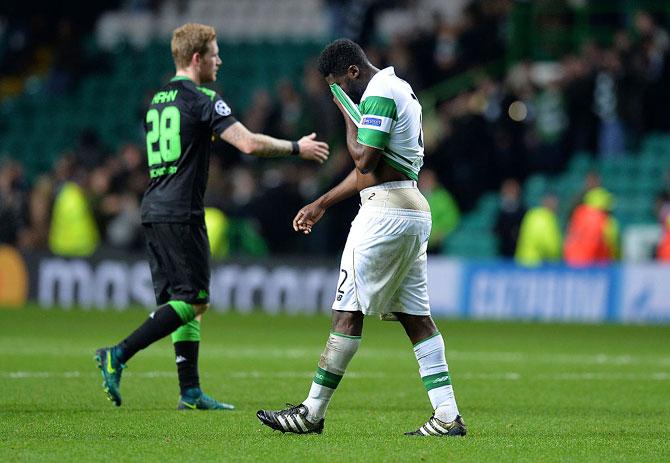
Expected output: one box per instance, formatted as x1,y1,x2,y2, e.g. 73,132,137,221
357,67,424,181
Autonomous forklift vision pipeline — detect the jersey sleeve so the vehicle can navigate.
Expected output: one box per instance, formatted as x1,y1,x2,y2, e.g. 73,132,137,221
199,90,237,135
357,81,398,150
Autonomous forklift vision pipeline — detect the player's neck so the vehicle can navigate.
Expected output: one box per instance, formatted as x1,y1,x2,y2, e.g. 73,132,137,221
359,65,380,88
175,69,200,86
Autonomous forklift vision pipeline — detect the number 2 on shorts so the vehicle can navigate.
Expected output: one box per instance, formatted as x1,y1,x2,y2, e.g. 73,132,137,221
336,269,348,301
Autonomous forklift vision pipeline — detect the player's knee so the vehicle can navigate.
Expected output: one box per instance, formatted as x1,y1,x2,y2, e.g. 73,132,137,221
192,303,209,316
331,310,364,336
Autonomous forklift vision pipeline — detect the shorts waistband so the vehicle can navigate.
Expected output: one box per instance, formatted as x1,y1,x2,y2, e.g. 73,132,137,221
359,206,431,219
359,180,417,198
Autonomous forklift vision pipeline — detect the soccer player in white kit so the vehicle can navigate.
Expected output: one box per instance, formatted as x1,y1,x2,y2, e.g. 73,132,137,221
257,39,466,437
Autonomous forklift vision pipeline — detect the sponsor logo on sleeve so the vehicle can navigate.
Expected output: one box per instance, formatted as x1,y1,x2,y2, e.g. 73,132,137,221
215,100,231,116
361,116,382,127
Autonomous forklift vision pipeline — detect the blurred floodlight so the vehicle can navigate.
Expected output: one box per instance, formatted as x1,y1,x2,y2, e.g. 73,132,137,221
508,101,527,122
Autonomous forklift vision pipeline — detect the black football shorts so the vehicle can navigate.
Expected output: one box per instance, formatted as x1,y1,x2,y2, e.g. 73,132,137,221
143,222,210,305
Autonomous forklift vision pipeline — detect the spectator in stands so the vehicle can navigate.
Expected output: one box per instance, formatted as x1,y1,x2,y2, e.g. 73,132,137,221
562,53,598,156
494,63,533,181
593,49,627,157
564,187,619,265
0,159,28,245
6,2,670,260
74,128,108,169
632,10,670,132
457,1,506,69
515,193,562,266
431,88,498,211
204,207,229,260
251,164,306,254
494,178,526,258
88,164,116,238
531,74,568,172
303,63,342,143
242,89,276,139
386,35,422,88
17,175,53,250
656,212,670,261
431,20,459,84
210,161,268,258
568,169,602,218
48,178,100,257
612,30,645,149
418,168,460,254
109,143,148,200
274,80,306,140
654,190,670,261
84,144,146,251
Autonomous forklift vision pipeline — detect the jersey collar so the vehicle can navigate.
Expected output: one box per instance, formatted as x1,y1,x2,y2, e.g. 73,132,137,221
368,66,395,86
364,67,395,97
379,66,395,76
170,75,195,83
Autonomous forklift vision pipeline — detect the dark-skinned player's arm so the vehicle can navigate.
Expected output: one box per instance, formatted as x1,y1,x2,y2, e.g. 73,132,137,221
293,169,358,234
220,121,329,163
334,96,383,174
293,95,385,235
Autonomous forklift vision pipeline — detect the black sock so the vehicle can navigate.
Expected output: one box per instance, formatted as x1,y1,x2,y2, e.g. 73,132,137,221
116,304,184,363
174,341,200,394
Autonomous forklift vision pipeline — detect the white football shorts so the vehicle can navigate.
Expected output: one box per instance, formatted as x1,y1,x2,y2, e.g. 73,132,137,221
332,180,432,316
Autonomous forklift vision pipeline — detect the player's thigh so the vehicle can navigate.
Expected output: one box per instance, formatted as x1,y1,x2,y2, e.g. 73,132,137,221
333,217,420,314
391,240,431,316
150,222,211,305
143,223,171,305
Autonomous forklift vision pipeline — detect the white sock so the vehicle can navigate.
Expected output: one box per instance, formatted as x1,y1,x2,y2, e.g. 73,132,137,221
302,332,361,422
413,332,459,422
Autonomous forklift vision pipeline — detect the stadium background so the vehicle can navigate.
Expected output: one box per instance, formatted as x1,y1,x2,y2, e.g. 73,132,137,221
1,0,670,321
1,1,670,461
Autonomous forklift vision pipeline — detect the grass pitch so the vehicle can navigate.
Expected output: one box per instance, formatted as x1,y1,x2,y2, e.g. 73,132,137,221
1,306,669,462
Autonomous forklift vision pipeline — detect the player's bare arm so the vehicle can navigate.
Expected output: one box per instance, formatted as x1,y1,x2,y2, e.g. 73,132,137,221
293,168,358,234
332,96,382,174
331,94,407,187
220,122,329,163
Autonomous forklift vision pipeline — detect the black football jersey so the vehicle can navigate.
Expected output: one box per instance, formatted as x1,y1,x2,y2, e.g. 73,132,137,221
140,76,237,224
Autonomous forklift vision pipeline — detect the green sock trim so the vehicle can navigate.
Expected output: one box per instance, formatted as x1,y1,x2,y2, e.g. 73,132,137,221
330,331,362,339
313,367,343,389
413,331,441,348
422,371,452,391
171,319,201,343
167,300,196,324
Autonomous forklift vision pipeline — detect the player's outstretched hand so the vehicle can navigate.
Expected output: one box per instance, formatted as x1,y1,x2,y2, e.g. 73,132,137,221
298,133,329,164
293,201,326,235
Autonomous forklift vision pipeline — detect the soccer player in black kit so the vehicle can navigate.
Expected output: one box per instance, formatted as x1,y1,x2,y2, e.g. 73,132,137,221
95,23,329,410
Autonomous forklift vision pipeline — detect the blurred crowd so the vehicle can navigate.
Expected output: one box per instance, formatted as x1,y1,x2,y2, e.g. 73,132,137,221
426,9,670,211
1,3,670,261
492,174,619,267
494,167,670,266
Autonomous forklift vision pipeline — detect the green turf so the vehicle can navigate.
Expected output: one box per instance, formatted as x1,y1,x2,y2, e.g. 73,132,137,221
1,305,669,462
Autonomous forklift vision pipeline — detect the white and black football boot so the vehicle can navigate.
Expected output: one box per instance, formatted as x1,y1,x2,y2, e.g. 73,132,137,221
405,414,467,437
256,403,324,434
